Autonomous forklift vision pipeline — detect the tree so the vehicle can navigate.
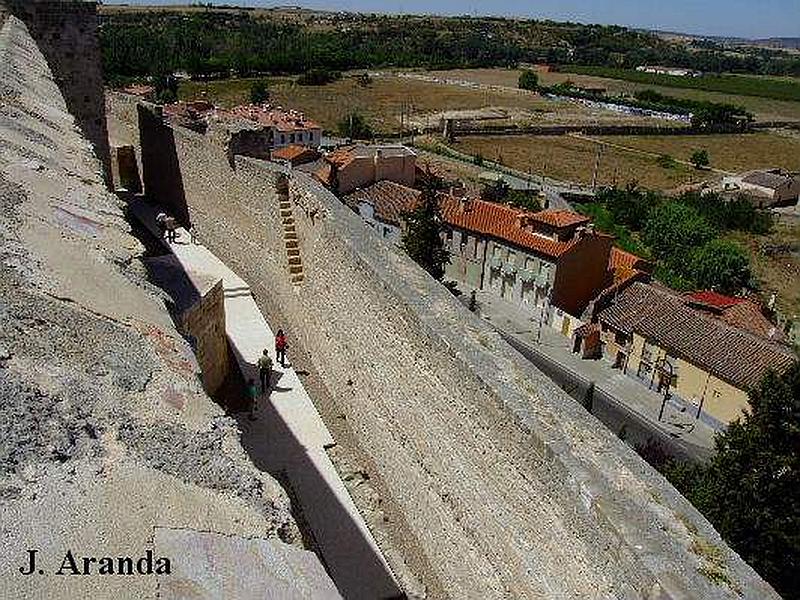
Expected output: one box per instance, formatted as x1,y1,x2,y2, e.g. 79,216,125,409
249,79,269,104
480,179,511,202
518,69,539,91
689,239,751,294
665,362,800,599
690,149,710,169
597,183,660,230
153,71,178,104
401,171,450,281
642,202,716,263
338,112,373,140
297,68,340,86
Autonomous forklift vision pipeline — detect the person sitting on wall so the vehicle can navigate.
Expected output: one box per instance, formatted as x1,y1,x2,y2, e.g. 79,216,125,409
156,211,167,240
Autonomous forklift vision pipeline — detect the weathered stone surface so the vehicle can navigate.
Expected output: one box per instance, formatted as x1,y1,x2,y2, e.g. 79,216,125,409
0,11,327,600
117,95,781,598
155,527,342,600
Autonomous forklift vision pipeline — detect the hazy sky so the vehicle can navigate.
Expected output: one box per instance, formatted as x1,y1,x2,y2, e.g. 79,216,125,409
106,0,800,39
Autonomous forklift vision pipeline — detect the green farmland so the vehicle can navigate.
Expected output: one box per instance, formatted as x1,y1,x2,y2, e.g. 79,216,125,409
560,66,800,103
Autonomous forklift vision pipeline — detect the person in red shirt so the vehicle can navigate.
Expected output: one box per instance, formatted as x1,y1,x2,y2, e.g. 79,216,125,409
275,329,288,367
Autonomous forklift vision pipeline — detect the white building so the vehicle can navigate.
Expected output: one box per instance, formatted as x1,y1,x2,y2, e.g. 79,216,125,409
722,169,800,208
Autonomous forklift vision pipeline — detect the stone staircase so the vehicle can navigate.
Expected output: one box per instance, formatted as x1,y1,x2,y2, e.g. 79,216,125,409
280,195,304,285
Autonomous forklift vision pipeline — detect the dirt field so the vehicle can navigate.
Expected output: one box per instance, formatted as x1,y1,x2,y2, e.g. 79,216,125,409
595,132,800,174
426,68,800,121
729,219,800,318
452,134,698,189
452,130,800,190
180,74,561,134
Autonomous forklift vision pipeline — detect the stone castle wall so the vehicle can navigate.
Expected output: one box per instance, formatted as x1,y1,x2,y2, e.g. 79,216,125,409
125,102,779,599
0,12,327,599
181,278,229,396
1,0,110,181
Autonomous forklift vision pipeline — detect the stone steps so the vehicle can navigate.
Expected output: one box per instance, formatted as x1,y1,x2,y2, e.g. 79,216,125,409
279,200,304,286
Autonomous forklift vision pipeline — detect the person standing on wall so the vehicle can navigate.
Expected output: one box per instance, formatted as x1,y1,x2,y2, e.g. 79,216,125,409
164,215,178,243
247,378,259,420
275,330,288,368
258,348,273,394
156,212,167,240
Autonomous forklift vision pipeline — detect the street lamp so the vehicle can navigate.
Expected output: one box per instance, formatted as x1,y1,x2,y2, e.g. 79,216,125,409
655,357,674,422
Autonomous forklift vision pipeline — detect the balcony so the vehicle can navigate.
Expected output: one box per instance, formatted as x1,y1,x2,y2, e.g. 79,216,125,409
519,269,536,283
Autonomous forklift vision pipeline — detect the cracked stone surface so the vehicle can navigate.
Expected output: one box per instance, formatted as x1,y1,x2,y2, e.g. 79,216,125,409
0,12,321,600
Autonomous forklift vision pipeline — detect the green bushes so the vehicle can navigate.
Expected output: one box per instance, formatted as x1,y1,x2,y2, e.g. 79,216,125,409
578,186,772,293
296,69,341,86
338,112,373,140
518,69,539,91
249,79,269,104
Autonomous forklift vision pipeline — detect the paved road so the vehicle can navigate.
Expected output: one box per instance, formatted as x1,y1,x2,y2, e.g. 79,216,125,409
459,287,716,461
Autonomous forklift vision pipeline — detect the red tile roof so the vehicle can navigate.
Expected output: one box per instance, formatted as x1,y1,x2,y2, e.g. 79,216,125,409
343,181,422,226
598,283,795,390
271,145,319,165
438,196,579,259
223,104,320,132
684,290,746,310
609,247,651,273
720,300,784,342
683,292,784,342
530,209,590,229
163,100,216,119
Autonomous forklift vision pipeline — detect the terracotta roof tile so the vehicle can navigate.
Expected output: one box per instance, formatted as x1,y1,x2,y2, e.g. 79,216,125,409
609,247,652,273
598,283,795,390
684,290,745,310
684,292,784,342
223,104,320,132
438,196,578,259
343,181,422,226
271,145,319,164
530,209,590,229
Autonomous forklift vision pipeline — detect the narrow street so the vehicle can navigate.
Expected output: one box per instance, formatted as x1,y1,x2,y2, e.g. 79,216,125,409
459,286,717,462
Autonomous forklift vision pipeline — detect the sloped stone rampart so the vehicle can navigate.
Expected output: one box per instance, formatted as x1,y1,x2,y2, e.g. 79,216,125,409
0,13,319,600
125,98,780,598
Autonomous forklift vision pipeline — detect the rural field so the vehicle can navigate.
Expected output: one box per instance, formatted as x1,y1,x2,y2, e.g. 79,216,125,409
426,68,800,121
179,72,674,136
453,134,698,189
179,74,560,134
451,131,800,190
561,66,800,103
594,132,800,175
729,219,800,318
